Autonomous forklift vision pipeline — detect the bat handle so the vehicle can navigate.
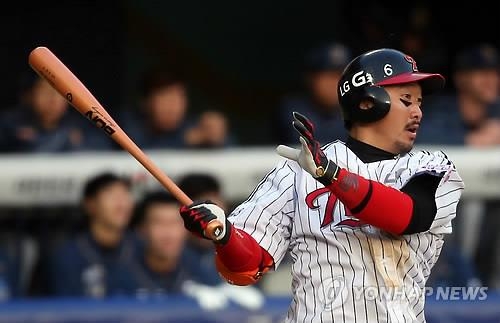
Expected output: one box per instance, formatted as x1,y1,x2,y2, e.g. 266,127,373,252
205,219,225,241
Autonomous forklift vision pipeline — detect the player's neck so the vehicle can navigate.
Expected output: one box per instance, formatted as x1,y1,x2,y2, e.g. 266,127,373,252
90,221,123,248
36,115,61,131
458,93,488,126
346,135,398,163
145,251,178,274
349,126,397,151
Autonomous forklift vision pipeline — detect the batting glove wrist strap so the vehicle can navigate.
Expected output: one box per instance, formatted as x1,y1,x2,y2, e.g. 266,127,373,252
319,159,340,186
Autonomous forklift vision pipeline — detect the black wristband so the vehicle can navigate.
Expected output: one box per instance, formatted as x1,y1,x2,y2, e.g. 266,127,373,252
318,159,340,186
214,219,233,245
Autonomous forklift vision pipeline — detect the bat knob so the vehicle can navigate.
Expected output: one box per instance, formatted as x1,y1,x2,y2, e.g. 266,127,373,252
205,220,225,241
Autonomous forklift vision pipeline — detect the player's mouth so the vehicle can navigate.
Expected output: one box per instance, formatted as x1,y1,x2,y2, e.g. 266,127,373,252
405,123,420,139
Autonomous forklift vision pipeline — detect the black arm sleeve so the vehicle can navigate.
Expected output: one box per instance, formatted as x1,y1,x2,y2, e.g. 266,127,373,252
400,173,443,234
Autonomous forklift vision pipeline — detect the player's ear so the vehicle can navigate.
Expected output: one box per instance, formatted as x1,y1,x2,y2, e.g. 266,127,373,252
83,196,96,217
359,97,375,110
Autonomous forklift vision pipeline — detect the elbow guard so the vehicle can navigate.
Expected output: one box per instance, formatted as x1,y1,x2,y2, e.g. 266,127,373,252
215,248,274,286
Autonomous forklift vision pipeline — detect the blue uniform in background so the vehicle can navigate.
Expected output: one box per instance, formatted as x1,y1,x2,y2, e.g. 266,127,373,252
48,231,141,297
128,246,222,296
116,109,192,149
48,231,222,298
417,95,500,145
0,106,113,153
182,243,222,287
0,249,18,300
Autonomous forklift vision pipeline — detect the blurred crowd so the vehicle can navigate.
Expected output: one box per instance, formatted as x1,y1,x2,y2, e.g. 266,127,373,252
0,40,499,303
1,42,499,152
0,171,264,310
0,65,235,153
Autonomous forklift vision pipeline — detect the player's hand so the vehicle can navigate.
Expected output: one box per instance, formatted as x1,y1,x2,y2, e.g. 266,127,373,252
276,112,340,186
180,200,230,243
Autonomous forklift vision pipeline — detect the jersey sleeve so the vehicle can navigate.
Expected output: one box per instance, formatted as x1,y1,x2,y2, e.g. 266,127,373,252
407,151,465,235
228,159,296,268
429,153,464,234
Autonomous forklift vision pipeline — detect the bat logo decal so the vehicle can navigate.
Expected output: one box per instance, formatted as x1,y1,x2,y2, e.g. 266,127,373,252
85,109,116,136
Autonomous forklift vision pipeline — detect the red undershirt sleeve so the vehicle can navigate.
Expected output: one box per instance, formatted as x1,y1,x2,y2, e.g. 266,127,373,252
326,168,413,235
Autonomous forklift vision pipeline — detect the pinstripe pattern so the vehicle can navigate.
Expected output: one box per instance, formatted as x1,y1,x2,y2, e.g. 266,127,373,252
229,142,464,323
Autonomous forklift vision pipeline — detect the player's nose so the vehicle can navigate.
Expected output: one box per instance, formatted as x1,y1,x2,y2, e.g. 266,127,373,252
409,104,422,121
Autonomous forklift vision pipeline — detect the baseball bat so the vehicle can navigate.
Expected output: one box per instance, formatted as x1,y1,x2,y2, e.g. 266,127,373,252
28,46,223,241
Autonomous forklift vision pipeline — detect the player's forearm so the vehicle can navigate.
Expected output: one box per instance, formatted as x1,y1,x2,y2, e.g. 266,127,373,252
216,225,263,271
179,201,274,285
215,224,274,285
326,168,413,235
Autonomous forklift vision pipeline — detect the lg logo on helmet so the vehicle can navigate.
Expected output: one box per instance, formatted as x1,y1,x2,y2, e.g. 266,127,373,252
339,71,374,96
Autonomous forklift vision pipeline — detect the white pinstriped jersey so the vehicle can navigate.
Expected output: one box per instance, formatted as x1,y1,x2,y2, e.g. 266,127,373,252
228,140,464,323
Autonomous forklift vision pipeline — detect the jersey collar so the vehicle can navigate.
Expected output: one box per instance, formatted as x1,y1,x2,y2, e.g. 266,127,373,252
346,136,399,163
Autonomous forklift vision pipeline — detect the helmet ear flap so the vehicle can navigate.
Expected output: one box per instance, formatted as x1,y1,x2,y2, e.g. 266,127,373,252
343,86,391,124
361,86,391,121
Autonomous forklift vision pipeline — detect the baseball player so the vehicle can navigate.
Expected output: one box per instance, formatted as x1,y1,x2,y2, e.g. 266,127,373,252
180,48,464,322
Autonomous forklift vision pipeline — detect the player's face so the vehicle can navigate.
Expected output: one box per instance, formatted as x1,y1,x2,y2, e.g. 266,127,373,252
455,69,499,104
31,78,68,124
147,83,187,131
144,203,186,260
377,83,423,154
310,70,342,108
87,182,134,231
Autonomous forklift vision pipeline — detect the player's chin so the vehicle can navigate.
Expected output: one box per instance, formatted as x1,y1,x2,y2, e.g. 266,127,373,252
396,134,416,153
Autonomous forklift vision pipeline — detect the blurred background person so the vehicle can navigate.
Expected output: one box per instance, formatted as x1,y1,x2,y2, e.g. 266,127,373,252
47,172,138,297
118,68,189,149
185,110,236,148
0,247,19,300
131,191,221,293
118,67,235,149
0,74,112,153
177,173,227,271
273,42,352,145
130,190,263,310
417,44,500,146
178,173,227,209
0,232,39,300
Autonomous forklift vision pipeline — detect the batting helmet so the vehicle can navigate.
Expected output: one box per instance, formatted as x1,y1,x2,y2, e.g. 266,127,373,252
337,48,445,127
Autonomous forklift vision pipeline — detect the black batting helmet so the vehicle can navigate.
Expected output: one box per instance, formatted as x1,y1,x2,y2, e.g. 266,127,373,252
337,48,445,128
